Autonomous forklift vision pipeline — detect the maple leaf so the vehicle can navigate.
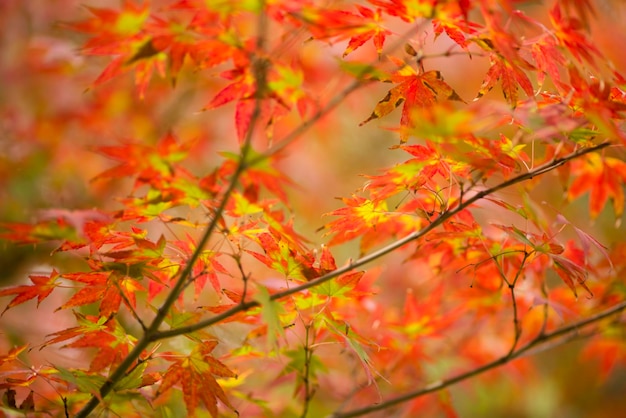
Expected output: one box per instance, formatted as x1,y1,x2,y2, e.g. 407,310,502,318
254,286,288,349
476,54,534,107
552,241,593,299
432,1,479,50
246,232,314,281
568,152,626,218
324,195,390,246
203,45,298,143
367,0,445,22
394,286,461,339
550,3,601,67
157,341,236,417
0,345,28,367
68,1,169,97
363,142,450,200
93,132,193,185
323,194,423,252
342,6,391,57
297,5,387,51
146,8,235,84
492,224,564,256
171,235,228,298
43,314,134,373
312,271,364,299
493,222,594,298
563,67,626,143
59,269,145,318
319,311,378,384
0,270,60,315
531,36,567,89
69,2,150,38
360,62,464,142
0,218,82,247
461,133,529,177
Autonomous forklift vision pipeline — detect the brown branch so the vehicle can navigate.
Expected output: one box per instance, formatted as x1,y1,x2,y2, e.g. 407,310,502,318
329,298,626,418
152,142,610,340
74,6,272,417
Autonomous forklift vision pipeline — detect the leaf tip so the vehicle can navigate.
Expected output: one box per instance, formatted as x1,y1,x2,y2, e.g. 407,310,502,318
359,114,377,126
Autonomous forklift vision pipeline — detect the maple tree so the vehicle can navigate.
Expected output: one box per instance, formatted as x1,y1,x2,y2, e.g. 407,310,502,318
1,0,626,416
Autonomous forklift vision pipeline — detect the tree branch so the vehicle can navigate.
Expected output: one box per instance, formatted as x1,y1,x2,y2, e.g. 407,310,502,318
329,298,626,418
74,6,271,417
153,142,610,339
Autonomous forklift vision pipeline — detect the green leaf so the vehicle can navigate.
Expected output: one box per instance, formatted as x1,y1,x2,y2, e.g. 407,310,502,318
492,224,535,248
115,362,148,391
281,348,327,387
338,60,388,81
55,366,107,395
254,286,285,350
311,271,364,299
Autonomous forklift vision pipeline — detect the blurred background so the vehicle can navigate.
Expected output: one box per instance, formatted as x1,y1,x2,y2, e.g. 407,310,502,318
1,0,626,416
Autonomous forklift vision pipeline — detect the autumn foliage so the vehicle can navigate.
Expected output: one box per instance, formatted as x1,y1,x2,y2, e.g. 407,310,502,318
1,0,626,416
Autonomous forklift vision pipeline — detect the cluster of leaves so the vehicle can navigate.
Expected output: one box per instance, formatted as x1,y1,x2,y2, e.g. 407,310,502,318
1,0,626,417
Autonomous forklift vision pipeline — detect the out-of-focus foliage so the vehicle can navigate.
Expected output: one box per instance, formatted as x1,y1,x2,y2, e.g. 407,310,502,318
1,0,626,417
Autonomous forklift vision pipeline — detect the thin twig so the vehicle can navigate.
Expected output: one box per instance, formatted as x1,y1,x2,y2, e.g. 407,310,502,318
506,251,531,356
300,324,315,418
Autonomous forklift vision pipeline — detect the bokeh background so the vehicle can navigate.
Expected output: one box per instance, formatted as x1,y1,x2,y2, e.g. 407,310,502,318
1,0,626,416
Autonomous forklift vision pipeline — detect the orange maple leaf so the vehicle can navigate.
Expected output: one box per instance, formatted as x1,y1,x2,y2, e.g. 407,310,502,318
360,63,464,142
432,1,479,50
157,341,236,417
342,6,391,57
43,314,133,372
531,36,567,89
568,152,626,218
550,3,601,67
476,54,534,107
0,270,60,315
324,194,424,252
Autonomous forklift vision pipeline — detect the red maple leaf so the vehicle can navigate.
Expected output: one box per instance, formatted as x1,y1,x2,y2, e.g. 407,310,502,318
562,67,626,143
